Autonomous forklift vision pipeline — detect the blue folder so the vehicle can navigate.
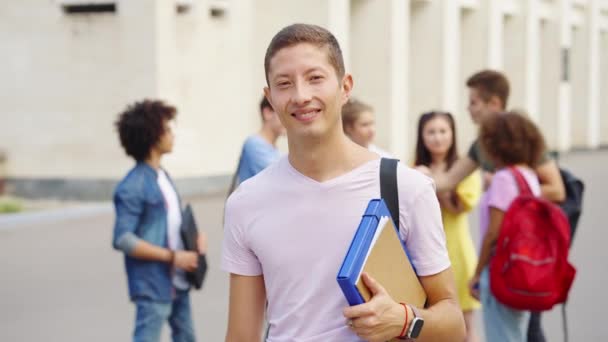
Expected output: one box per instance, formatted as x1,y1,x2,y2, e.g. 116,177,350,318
337,199,416,306
336,199,406,306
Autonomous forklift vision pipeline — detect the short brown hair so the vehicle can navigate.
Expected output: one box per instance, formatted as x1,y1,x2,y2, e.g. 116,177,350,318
466,70,510,109
479,111,546,168
259,96,273,121
264,23,345,84
341,98,373,129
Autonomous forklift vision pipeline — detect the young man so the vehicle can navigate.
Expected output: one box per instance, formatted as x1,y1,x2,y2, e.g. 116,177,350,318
232,96,285,187
112,100,206,342
427,70,565,203
221,24,465,342
422,70,565,342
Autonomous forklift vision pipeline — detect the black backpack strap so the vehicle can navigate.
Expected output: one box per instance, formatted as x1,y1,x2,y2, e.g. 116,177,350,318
380,158,400,229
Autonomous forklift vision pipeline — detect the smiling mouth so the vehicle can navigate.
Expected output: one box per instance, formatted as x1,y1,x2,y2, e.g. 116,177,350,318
291,109,321,122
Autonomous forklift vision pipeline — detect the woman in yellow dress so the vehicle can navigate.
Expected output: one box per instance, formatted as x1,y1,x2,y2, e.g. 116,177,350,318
414,111,482,342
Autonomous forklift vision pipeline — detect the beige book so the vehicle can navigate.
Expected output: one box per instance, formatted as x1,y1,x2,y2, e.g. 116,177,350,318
355,217,427,309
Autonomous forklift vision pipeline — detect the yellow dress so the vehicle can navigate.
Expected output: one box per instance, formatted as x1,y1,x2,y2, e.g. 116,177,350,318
441,171,482,311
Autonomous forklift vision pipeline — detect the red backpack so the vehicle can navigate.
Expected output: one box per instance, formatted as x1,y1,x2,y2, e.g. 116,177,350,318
490,167,576,311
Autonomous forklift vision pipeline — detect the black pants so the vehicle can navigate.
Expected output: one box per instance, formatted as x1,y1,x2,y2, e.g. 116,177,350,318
527,311,546,342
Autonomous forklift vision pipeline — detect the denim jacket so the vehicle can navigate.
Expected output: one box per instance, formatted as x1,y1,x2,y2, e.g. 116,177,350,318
112,162,184,302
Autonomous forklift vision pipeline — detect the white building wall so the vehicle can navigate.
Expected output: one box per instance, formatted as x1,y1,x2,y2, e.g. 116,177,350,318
170,0,256,177
0,0,168,179
1,0,607,191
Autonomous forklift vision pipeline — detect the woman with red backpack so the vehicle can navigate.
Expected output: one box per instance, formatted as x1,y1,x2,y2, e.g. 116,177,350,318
468,112,575,342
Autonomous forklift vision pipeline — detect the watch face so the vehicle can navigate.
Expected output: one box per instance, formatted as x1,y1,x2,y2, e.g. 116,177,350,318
409,317,424,338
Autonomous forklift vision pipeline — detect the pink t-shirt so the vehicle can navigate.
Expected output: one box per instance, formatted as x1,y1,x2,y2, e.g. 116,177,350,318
221,157,450,342
479,167,541,244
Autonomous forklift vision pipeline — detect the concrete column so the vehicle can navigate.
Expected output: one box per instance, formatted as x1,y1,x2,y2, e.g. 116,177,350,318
503,5,526,113
524,1,541,122
351,0,408,158
409,0,461,152
557,0,573,151
570,0,600,149
487,0,505,69
601,29,608,146
503,1,542,121
539,16,562,150
586,0,601,148
387,0,409,160
457,0,505,150
441,0,462,113
409,0,442,122
459,4,487,149
570,22,587,148
328,0,350,70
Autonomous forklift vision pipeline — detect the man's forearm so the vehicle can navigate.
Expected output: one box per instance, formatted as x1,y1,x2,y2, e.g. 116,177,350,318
434,173,454,193
537,160,566,202
417,299,465,341
433,157,479,192
541,184,566,203
129,239,173,263
226,328,263,342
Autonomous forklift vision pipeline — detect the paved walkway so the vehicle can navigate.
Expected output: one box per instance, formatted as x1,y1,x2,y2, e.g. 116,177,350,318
0,150,606,341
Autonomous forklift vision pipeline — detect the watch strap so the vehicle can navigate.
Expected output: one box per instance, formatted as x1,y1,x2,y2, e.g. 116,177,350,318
406,305,424,340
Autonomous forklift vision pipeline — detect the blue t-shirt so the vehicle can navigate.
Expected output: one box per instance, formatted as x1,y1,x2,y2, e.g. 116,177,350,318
237,135,280,183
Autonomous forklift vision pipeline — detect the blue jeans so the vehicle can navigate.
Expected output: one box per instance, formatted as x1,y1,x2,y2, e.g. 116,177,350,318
480,268,530,342
133,290,195,342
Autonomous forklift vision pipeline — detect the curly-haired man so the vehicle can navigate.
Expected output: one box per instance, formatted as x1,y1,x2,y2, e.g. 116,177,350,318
112,99,205,342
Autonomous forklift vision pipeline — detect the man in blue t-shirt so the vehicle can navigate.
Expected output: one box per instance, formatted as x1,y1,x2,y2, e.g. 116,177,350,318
230,97,284,192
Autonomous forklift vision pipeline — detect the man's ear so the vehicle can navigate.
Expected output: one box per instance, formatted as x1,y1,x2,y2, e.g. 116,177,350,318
263,86,272,108
341,74,354,105
488,95,504,112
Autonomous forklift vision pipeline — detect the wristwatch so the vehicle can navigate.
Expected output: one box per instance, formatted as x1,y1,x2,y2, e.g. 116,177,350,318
401,304,424,340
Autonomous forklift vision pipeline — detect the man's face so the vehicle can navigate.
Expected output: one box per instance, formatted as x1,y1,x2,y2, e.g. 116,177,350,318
345,111,376,148
264,43,352,141
156,120,175,154
468,88,500,124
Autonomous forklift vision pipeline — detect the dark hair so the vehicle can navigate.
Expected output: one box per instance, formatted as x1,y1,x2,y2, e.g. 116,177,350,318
414,111,459,170
479,111,546,168
341,98,373,129
259,96,274,121
260,96,273,113
466,70,510,109
264,23,345,85
115,99,176,161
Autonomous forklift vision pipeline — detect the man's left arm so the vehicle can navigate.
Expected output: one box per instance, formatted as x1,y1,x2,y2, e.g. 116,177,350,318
536,159,565,202
343,175,465,341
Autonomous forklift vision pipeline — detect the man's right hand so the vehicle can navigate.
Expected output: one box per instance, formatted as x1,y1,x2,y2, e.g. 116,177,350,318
173,250,199,272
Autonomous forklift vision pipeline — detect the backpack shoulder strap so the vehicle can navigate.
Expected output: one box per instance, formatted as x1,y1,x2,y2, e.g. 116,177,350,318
380,158,400,228
509,166,533,196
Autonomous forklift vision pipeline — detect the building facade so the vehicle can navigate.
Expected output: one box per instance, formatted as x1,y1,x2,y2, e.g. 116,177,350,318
1,0,607,198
